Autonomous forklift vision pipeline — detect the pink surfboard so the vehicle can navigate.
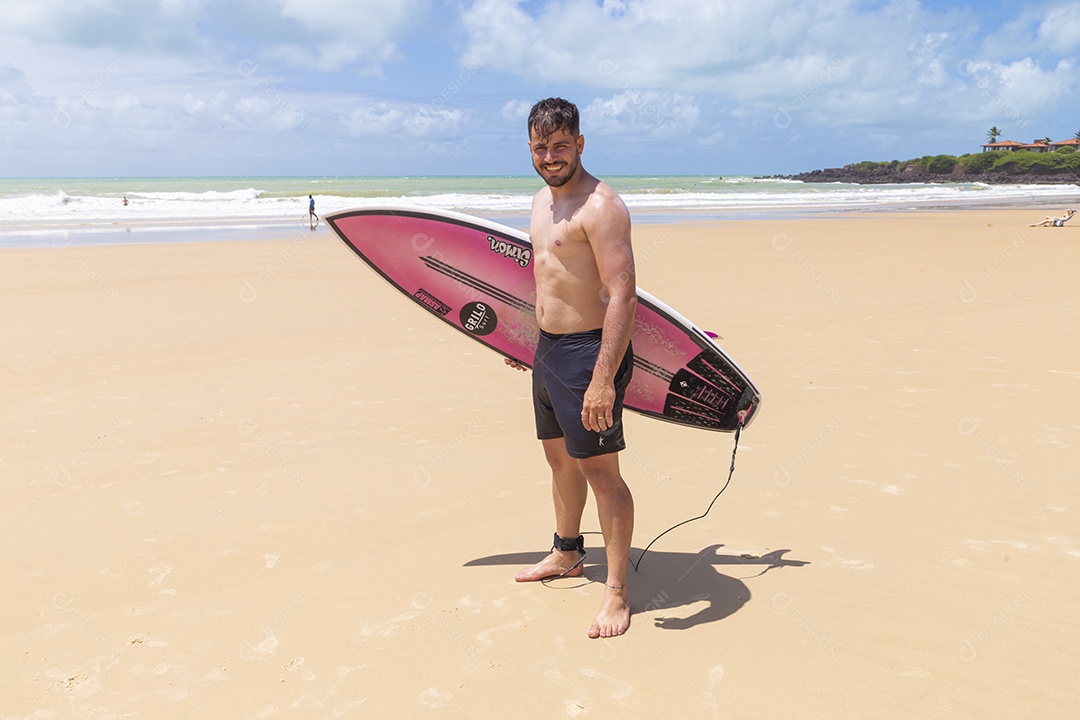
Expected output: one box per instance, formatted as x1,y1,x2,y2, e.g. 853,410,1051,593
325,206,760,432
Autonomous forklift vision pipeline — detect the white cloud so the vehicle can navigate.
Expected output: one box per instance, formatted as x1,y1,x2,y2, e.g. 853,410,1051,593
278,0,427,39
2,0,429,73
501,99,532,124
1,0,1077,176
584,92,700,139
270,0,430,72
460,0,1080,140
3,0,209,49
997,57,1075,116
182,93,207,115
1035,3,1080,55
0,64,35,106
460,0,880,92
342,101,463,138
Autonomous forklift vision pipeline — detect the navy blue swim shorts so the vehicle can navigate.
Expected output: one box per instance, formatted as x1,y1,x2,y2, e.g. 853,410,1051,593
532,328,634,458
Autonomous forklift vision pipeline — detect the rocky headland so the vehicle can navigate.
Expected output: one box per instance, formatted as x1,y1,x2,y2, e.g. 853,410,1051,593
774,152,1080,185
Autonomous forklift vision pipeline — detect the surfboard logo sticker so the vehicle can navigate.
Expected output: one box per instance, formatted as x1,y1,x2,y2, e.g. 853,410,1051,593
413,288,452,316
488,235,532,268
461,301,497,336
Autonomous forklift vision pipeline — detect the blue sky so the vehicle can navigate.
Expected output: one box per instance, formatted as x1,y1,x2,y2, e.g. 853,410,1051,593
1,0,1078,178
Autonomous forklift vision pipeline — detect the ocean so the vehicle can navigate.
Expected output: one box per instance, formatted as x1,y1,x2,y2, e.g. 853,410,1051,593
1,175,1077,247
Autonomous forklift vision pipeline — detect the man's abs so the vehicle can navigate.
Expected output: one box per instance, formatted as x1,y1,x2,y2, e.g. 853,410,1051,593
535,281,608,334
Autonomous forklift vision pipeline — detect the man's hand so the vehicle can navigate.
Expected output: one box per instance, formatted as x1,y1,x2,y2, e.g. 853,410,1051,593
581,378,615,432
505,358,529,372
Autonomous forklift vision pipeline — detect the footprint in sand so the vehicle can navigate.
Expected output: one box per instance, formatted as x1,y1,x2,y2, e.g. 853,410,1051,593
417,687,453,708
284,656,316,681
821,546,874,570
700,663,725,713
147,564,172,588
54,672,104,699
579,667,633,700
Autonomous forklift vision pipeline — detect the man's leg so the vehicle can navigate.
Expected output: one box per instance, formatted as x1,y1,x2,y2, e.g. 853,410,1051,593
515,438,589,582
578,451,634,638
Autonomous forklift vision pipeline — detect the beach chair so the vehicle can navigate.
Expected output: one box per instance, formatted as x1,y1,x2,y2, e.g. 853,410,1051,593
1029,209,1076,227
1052,209,1076,226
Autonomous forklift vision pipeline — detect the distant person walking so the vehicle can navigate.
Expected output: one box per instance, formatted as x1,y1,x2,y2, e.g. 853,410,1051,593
308,195,319,229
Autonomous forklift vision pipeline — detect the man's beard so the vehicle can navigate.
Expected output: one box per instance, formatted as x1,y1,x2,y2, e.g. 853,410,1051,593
534,154,581,188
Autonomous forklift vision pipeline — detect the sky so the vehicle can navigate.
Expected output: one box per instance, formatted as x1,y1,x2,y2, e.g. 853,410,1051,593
1,0,1078,178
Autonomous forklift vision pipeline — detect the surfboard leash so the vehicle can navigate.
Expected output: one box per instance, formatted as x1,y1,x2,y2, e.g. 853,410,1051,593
632,418,745,572
540,532,590,588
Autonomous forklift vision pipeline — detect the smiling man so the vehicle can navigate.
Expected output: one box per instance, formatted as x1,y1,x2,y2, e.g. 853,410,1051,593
507,98,637,638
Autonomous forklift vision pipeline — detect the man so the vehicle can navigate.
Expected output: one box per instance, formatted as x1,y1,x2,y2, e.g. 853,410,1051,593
308,195,318,228
506,98,637,638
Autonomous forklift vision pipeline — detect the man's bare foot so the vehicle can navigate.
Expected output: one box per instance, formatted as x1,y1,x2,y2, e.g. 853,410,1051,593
514,549,583,582
588,585,631,638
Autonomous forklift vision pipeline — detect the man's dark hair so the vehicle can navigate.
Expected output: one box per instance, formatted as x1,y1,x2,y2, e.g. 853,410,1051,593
528,98,580,140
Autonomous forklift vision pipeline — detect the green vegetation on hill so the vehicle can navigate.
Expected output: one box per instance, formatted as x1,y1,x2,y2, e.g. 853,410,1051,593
842,147,1079,178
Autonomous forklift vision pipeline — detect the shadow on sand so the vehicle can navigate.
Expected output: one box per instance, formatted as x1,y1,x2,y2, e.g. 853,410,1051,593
465,543,809,630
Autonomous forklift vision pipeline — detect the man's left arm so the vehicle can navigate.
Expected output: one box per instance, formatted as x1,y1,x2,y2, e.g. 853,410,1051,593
581,198,636,432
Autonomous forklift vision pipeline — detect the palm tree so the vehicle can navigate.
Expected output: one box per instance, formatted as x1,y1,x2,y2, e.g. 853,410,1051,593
1074,129,1080,142
986,126,1002,144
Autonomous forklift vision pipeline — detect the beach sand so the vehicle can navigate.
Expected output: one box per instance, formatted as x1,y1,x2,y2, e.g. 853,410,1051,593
2,208,1077,718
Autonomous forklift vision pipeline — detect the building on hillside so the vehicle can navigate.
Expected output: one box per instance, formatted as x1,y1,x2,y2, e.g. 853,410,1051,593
1019,140,1052,152
982,138,1077,152
981,140,1026,152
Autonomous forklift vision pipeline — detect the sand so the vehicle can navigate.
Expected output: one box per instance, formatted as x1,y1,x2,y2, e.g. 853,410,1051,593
2,208,1078,718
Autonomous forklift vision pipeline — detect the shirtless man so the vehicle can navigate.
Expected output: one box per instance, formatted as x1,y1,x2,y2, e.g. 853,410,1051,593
506,98,637,638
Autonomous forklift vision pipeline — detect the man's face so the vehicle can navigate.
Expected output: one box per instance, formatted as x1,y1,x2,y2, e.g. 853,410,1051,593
529,127,583,188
